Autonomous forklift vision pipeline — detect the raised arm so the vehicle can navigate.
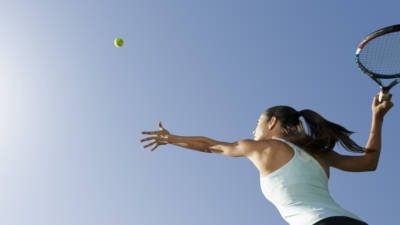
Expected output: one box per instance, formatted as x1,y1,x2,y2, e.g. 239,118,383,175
363,93,393,169
325,94,393,172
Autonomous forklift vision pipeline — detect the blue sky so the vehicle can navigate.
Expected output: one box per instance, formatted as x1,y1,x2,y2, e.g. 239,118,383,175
0,1,399,225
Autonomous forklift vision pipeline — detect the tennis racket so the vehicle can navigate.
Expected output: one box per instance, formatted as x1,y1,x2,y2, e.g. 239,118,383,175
355,24,400,102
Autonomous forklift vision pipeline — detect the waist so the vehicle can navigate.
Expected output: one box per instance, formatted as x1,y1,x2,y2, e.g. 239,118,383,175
276,203,364,225
313,216,368,225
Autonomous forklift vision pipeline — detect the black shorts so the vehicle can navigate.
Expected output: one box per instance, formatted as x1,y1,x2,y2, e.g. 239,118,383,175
313,216,368,225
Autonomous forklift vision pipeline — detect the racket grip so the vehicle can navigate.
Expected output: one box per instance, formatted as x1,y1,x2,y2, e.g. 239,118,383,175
378,90,390,103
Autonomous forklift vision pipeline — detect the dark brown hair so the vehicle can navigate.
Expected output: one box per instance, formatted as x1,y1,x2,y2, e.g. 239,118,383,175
264,105,365,153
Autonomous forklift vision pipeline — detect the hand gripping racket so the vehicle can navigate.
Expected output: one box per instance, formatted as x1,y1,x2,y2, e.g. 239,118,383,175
356,24,400,102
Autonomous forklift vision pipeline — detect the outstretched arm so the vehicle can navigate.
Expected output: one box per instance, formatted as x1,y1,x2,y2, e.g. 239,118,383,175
166,134,230,154
168,135,261,157
140,121,259,157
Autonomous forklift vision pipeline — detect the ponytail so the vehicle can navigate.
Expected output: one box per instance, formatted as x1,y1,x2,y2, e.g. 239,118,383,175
264,106,365,153
297,109,364,153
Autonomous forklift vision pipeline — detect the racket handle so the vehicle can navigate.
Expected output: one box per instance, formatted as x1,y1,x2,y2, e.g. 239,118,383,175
379,89,390,103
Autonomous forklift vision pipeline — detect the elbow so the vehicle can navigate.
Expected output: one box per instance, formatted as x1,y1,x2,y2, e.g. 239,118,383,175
364,155,379,171
368,163,378,171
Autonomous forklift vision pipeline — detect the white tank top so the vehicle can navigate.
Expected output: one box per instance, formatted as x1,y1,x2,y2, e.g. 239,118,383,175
259,137,366,225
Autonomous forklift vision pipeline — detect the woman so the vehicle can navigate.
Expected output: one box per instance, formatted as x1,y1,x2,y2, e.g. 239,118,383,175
140,93,393,225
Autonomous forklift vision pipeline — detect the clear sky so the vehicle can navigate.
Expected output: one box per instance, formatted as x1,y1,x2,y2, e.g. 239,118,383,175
0,1,399,225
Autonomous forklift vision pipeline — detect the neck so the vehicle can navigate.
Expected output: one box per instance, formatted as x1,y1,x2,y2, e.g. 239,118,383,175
259,134,284,141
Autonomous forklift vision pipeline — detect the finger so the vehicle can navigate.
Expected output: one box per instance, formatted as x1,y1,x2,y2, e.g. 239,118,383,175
142,131,160,135
373,94,380,106
381,93,392,101
150,143,159,152
383,101,394,110
143,141,157,149
159,121,164,130
140,136,156,142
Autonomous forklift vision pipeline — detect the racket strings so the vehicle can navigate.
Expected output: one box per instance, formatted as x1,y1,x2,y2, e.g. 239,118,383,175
358,32,400,75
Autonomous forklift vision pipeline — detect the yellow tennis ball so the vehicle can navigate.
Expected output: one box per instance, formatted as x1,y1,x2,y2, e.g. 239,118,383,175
114,38,124,48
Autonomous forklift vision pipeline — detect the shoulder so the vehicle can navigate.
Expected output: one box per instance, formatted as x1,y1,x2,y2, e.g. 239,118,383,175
236,139,276,156
237,138,274,146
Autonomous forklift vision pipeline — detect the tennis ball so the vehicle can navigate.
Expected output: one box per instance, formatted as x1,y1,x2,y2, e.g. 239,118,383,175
114,38,124,48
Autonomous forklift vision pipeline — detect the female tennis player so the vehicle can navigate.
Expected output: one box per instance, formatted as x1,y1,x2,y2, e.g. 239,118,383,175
140,93,393,225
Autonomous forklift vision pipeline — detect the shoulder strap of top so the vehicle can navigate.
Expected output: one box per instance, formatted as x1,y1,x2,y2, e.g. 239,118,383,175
271,136,299,154
271,136,292,146
272,137,329,180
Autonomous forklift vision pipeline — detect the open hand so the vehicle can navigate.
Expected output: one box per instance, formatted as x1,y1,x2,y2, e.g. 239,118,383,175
140,121,171,152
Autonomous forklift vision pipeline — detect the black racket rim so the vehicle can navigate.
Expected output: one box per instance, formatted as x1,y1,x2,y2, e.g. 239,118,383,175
355,56,400,79
355,24,400,79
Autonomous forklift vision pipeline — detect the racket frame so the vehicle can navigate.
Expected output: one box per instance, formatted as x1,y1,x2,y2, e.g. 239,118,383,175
355,24,400,102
